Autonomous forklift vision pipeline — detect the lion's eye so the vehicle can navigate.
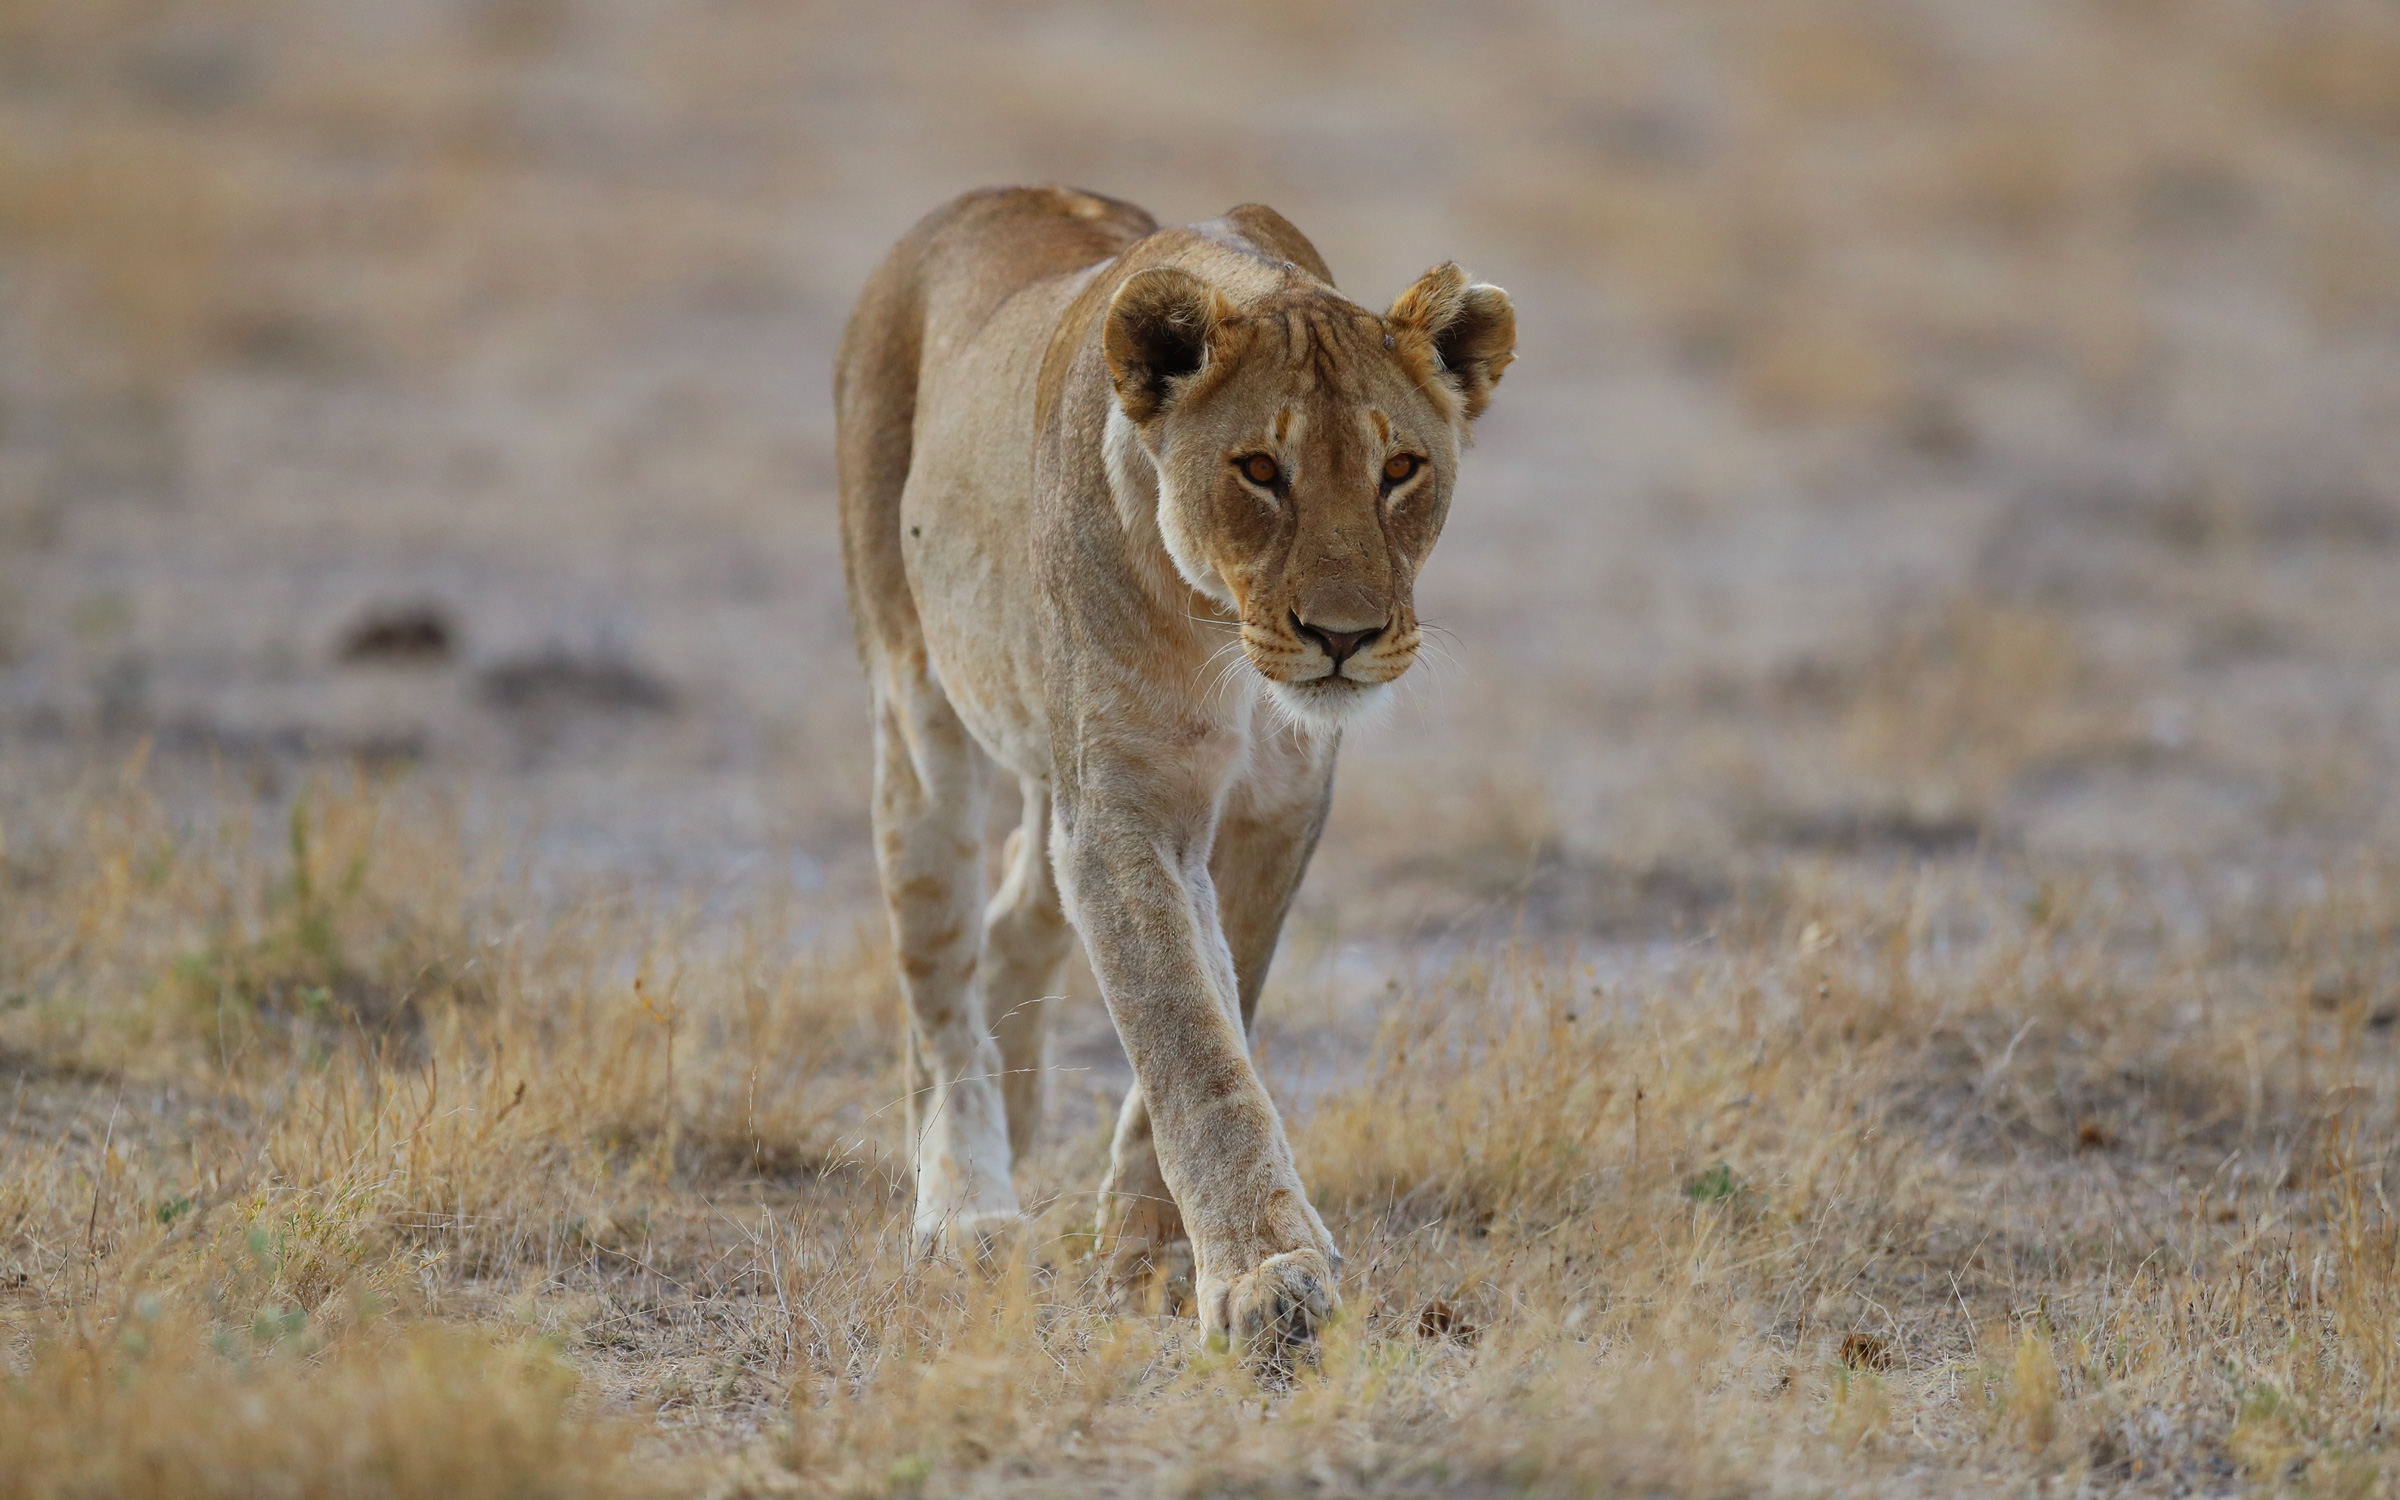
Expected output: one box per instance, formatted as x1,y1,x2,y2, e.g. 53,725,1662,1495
1240,454,1280,487
1383,454,1421,484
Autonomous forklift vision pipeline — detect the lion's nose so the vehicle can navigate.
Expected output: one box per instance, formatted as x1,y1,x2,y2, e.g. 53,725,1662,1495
1291,611,1385,665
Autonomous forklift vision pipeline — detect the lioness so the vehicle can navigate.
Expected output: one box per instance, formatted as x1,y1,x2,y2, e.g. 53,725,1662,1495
835,186,1514,1357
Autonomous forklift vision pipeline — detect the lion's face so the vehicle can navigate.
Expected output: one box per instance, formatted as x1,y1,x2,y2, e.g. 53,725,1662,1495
1105,263,1515,729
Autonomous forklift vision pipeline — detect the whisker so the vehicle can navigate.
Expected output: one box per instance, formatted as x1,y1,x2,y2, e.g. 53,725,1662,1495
1415,638,1461,683
1219,648,1268,702
1204,655,1245,706
1399,658,1444,711
1194,638,1247,705
1200,636,1264,707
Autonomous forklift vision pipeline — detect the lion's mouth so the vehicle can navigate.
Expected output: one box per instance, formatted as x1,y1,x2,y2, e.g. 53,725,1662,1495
1284,660,1404,690
1234,629,1412,690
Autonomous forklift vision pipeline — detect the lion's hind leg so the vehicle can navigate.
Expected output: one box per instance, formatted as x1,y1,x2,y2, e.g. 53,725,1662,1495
982,778,1074,1160
1097,1082,1189,1312
872,669,1020,1259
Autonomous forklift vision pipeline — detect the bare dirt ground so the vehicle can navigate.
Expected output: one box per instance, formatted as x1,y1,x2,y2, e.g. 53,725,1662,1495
5,1,2400,1494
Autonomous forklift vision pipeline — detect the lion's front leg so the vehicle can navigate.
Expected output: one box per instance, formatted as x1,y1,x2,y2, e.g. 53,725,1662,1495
1059,796,1340,1364
1095,724,1338,1316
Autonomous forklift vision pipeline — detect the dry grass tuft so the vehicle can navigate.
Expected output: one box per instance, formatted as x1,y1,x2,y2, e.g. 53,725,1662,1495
0,1317,668,1500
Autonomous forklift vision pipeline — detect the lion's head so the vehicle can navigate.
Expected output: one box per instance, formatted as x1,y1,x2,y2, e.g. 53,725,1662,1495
1102,257,1515,729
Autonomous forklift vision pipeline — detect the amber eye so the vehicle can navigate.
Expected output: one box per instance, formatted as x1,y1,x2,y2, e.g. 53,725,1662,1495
1383,454,1421,484
1240,454,1280,487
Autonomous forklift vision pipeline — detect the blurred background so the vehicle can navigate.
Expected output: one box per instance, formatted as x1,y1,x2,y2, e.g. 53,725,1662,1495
2,0,2396,932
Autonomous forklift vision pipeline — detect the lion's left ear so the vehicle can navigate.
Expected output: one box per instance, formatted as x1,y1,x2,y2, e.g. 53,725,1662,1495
1388,263,1516,424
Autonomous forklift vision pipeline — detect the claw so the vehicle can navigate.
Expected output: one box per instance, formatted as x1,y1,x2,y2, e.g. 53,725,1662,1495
1210,1248,1340,1376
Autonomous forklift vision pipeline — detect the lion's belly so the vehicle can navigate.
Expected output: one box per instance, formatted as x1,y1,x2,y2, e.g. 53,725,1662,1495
897,280,1079,787
915,562,1050,785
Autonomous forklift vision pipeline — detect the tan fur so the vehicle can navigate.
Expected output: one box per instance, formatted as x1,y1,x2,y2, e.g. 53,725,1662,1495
835,186,1514,1359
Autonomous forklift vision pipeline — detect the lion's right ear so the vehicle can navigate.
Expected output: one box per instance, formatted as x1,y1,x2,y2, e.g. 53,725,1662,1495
1104,267,1228,425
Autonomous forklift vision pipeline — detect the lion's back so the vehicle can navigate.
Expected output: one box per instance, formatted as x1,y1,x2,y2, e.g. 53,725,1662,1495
844,187,1156,378
834,187,1156,672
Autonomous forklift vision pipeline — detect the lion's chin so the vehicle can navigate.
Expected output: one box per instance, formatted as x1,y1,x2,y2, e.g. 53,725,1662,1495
1259,674,1395,735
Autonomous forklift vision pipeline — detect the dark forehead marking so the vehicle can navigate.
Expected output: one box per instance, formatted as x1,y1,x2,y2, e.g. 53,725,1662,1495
1229,294,1394,434
1259,297,1381,403
1303,308,1337,392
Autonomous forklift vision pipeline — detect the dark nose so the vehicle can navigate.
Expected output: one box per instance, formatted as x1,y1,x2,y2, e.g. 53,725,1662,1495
1291,611,1385,665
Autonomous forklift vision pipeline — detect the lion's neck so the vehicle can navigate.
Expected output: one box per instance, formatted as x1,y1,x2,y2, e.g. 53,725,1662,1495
1101,407,1241,637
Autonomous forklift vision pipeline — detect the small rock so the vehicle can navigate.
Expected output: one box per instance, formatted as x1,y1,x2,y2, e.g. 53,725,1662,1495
338,604,456,666
477,648,675,715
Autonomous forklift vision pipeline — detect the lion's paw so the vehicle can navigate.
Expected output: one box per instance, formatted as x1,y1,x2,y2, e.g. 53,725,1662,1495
912,1194,1025,1268
1203,1247,1340,1373
953,1208,1028,1269
1097,1188,1188,1314
1102,1233,1193,1317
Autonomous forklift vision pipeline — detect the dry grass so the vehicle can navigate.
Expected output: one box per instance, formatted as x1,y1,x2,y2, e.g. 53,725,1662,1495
1832,592,2116,824
7,767,2400,1496
0,1320,670,1500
